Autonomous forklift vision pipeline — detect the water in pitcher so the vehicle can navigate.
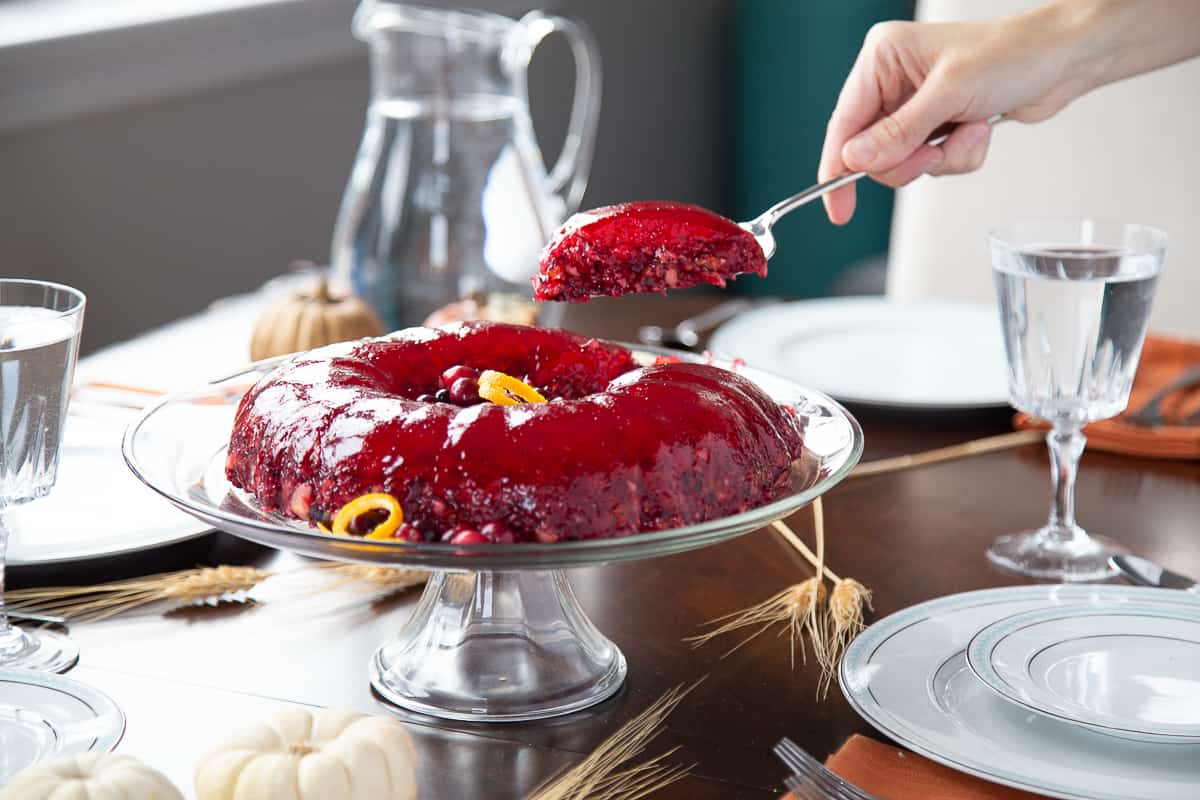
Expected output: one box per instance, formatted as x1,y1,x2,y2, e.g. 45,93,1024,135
994,245,1159,425
0,307,78,506
332,95,554,329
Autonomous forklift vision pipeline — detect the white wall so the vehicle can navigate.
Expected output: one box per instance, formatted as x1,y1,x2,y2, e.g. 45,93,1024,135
890,0,1200,336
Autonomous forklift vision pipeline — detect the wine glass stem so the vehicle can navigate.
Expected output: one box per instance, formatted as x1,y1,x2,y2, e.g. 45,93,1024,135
1046,426,1086,538
0,511,15,647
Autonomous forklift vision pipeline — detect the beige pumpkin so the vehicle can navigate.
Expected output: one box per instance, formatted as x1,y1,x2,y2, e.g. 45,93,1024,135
194,708,417,800
0,753,183,800
250,279,385,361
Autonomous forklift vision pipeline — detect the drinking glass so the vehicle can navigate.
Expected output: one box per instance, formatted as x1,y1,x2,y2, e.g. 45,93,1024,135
0,279,85,670
990,220,1166,581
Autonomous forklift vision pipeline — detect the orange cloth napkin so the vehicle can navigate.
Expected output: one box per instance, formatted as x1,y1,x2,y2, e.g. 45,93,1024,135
781,735,1046,799
1014,334,1200,460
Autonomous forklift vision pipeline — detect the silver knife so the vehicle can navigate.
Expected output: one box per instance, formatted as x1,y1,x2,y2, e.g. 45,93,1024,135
1111,554,1199,592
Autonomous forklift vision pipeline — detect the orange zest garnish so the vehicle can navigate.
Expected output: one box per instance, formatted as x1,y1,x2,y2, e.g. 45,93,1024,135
477,370,547,405
329,493,404,540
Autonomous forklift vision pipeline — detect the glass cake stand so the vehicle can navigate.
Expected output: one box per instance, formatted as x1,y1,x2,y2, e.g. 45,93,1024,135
123,347,862,722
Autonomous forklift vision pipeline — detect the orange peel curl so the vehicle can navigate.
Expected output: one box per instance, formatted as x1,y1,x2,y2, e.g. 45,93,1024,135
329,492,404,540
478,370,547,405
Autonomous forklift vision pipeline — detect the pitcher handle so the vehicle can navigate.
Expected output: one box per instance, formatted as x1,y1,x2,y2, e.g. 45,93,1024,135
516,11,602,214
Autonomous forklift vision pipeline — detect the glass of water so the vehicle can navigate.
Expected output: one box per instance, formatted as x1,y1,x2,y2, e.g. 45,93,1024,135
0,279,85,670
990,220,1166,581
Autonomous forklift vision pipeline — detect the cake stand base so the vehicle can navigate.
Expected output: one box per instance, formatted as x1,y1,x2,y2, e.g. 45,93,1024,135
370,570,626,722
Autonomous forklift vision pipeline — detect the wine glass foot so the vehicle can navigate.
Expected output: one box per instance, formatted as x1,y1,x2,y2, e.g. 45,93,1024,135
0,702,58,782
987,529,1125,582
0,627,79,674
370,569,626,722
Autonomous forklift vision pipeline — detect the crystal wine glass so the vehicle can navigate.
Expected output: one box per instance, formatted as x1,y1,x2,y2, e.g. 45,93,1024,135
989,220,1166,581
0,279,85,670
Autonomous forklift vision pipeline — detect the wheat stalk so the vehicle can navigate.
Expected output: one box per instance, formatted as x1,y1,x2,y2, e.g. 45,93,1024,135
5,562,429,623
687,498,874,698
304,563,429,594
526,682,698,800
5,566,270,623
848,428,1042,479
686,499,837,672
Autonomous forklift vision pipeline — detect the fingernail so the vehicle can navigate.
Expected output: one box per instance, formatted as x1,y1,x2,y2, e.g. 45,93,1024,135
844,136,878,166
923,149,945,175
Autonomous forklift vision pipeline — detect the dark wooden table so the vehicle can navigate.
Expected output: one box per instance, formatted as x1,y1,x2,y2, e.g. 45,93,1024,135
13,295,1200,799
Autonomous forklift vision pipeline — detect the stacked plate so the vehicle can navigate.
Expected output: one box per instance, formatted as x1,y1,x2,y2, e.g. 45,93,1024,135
840,585,1200,800
0,670,125,783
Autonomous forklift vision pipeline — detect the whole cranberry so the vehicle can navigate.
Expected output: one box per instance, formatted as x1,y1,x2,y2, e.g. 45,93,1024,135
434,388,450,403
441,365,479,387
448,376,479,405
480,521,515,544
415,394,435,403
394,522,422,542
449,528,487,545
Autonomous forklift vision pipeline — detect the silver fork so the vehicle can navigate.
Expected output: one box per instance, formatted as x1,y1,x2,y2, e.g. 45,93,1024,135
1125,364,1200,427
774,738,879,800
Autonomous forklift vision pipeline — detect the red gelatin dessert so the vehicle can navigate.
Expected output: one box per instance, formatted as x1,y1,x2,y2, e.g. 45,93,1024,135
226,321,803,543
533,201,768,302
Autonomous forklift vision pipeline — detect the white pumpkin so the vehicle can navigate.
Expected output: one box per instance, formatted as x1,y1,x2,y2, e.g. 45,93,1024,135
0,753,183,800
195,708,417,800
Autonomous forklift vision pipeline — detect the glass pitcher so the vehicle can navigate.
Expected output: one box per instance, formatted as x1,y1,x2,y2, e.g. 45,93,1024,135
331,2,601,329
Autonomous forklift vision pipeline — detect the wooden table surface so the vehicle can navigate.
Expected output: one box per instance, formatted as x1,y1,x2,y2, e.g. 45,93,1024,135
11,295,1200,799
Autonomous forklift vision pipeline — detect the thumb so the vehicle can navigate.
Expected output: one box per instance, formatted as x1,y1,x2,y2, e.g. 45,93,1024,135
842,84,956,174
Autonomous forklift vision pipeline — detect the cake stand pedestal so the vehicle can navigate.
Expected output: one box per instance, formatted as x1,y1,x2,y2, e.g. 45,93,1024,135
371,570,625,721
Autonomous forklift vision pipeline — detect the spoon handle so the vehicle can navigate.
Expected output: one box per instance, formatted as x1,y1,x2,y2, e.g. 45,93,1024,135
756,114,1006,228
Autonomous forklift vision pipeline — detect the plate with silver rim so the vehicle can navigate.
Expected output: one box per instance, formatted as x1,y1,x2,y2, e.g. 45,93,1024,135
967,602,1200,743
7,412,211,566
708,298,1009,410
840,585,1200,800
0,669,125,784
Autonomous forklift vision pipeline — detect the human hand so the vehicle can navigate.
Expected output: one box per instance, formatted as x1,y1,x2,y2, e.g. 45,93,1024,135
819,5,1094,224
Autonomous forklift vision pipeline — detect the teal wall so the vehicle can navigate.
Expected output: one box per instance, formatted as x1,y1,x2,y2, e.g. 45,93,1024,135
731,0,915,297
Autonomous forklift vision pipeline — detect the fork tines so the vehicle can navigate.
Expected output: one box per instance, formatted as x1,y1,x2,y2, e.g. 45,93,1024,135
774,737,879,800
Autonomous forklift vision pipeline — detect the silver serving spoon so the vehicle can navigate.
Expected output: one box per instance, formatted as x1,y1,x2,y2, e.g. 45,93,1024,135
739,115,1006,258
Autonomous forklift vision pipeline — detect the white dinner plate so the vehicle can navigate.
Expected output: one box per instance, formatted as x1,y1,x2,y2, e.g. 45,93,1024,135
968,603,1200,743
840,586,1200,800
7,411,211,566
0,669,125,784
708,298,1010,409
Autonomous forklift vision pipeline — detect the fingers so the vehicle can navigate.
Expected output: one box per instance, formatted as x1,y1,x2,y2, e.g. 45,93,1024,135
841,79,962,175
925,120,991,175
821,180,858,226
865,122,992,188
870,144,946,188
819,52,883,225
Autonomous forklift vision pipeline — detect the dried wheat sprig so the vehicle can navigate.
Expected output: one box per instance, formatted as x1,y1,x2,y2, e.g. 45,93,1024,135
848,429,1042,479
686,500,833,668
827,577,872,675
526,682,698,800
683,580,827,665
302,563,428,594
5,562,428,623
772,512,873,695
770,519,835,583
5,566,269,623
689,498,872,697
